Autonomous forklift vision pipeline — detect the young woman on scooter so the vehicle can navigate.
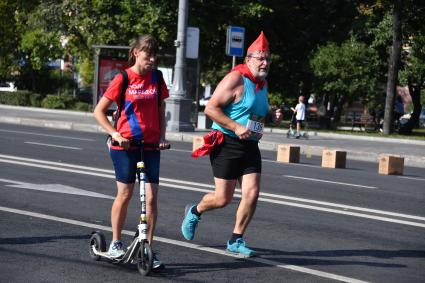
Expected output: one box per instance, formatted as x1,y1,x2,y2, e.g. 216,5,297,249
93,34,169,269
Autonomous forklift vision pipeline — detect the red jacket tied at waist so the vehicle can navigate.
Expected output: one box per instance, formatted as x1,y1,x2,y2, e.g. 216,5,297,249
191,130,224,158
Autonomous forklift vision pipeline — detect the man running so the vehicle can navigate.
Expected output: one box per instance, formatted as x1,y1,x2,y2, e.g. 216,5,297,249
181,31,282,257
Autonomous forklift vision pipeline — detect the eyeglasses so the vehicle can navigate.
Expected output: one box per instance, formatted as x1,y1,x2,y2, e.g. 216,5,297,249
248,55,272,63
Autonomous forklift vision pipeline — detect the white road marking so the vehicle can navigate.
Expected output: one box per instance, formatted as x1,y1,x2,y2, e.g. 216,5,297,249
0,205,370,283
264,159,319,168
161,177,215,189
0,178,113,199
284,175,377,189
0,129,95,141
258,196,425,228
1,154,424,227
258,191,425,221
0,158,113,178
24,141,82,150
398,176,425,181
169,148,192,153
0,154,112,173
157,183,425,228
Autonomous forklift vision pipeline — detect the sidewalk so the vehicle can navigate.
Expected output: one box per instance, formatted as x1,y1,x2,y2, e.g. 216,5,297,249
1,104,425,168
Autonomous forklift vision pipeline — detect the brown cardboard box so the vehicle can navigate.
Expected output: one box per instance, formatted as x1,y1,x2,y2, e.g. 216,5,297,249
192,136,204,152
379,154,404,175
321,150,346,168
277,145,300,163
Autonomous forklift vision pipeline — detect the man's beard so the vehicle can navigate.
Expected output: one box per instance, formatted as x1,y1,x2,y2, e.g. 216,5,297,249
256,70,268,80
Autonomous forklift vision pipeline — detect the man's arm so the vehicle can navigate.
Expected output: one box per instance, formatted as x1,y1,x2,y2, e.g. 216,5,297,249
204,72,251,140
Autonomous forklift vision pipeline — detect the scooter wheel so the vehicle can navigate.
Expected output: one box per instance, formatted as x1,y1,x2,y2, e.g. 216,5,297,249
89,231,106,261
137,241,153,276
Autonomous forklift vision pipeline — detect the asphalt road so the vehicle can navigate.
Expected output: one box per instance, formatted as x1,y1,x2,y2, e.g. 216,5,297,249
0,123,424,282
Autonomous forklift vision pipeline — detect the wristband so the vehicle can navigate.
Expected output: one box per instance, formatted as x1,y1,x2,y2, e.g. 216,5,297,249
112,132,120,139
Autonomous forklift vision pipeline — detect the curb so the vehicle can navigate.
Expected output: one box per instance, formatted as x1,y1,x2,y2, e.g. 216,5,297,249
262,127,425,146
0,104,94,116
313,132,425,146
0,104,424,168
0,116,105,133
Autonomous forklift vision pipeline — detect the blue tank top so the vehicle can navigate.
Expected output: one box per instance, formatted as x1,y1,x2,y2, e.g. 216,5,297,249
212,76,269,141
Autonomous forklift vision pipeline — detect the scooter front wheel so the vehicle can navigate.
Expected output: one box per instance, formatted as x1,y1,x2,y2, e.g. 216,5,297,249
137,241,153,276
89,231,106,261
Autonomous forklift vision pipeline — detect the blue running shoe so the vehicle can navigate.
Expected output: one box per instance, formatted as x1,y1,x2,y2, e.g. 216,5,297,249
181,204,200,240
107,240,125,258
226,238,255,258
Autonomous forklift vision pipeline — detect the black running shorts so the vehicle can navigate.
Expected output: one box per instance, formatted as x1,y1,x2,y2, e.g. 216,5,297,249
209,134,261,180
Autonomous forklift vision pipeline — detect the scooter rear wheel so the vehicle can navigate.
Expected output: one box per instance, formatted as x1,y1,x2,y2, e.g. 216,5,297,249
89,231,106,261
137,241,153,276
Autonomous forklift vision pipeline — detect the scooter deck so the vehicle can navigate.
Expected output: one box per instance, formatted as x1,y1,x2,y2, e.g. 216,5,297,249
96,251,124,260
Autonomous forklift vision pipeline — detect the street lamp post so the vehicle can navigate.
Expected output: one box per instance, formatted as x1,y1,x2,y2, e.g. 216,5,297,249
165,0,194,132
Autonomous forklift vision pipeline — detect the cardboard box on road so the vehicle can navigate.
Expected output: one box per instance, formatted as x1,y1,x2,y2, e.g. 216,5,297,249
322,150,346,168
379,154,404,175
277,144,300,163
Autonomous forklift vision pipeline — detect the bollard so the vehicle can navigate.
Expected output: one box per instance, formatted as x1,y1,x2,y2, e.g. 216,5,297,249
192,136,204,152
379,154,404,175
277,144,300,163
321,149,346,168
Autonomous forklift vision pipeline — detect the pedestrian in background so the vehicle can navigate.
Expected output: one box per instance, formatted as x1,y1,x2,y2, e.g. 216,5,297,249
93,34,169,269
181,31,282,257
291,95,306,138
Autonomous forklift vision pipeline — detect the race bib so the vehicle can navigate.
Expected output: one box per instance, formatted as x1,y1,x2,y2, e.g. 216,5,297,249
246,114,265,134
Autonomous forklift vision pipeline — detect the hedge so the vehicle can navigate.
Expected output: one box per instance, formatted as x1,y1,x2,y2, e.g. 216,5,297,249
0,91,91,111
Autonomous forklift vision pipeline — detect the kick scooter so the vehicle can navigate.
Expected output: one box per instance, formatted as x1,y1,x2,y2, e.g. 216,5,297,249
286,113,309,139
89,141,169,276
286,126,309,139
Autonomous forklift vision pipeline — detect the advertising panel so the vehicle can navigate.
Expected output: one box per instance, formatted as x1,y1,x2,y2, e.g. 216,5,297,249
97,56,128,103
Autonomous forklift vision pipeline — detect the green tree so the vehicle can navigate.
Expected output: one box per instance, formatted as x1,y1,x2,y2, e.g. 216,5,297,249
399,35,425,132
12,1,67,92
398,13,425,133
6,0,403,121
356,0,425,134
382,0,402,134
0,0,19,80
310,39,380,124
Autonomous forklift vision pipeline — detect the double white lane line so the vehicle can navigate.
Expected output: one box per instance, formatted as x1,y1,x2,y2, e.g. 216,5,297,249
1,153,424,282
1,153,425,228
0,205,369,283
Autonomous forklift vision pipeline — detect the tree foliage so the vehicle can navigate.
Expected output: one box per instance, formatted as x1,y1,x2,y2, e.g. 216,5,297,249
0,0,423,134
0,0,21,79
311,39,380,100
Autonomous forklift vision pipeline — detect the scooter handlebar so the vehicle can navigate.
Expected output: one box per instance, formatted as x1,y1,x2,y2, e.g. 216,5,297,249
110,140,171,150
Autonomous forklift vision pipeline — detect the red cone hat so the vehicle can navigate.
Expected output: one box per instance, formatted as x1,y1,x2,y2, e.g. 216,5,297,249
247,31,269,54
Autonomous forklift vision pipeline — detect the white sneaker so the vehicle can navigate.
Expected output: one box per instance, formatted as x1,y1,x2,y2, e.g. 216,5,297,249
153,253,164,269
107,240,125,258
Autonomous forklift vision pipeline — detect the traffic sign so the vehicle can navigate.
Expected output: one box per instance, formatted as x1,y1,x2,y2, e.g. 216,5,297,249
186,27,200,59
226,26,245,57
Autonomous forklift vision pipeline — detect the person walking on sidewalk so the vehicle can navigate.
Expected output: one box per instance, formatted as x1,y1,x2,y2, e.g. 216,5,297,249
181,31,282,257
290,95,305,138
93,34,169,268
